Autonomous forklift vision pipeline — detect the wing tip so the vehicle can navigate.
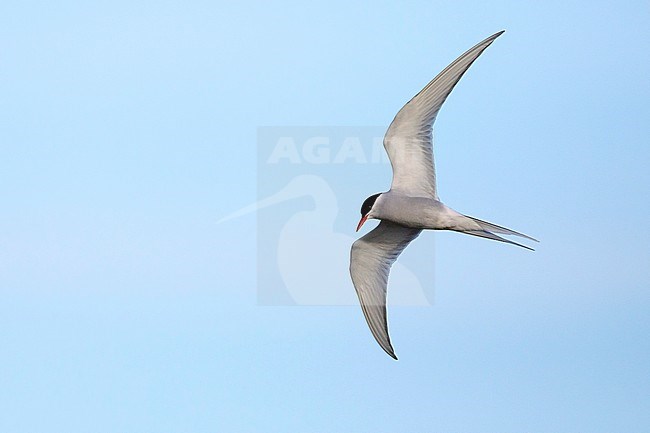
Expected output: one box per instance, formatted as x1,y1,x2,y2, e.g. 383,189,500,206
373,326,400,360
383,346,399,360
485,30,506,45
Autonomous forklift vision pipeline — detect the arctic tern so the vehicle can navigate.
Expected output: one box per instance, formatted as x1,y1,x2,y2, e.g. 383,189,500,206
350,30,537,360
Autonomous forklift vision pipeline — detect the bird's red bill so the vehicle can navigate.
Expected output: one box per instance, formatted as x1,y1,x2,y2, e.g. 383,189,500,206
356,215,368,232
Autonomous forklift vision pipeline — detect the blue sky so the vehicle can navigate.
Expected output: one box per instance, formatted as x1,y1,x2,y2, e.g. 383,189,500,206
1,1,649,432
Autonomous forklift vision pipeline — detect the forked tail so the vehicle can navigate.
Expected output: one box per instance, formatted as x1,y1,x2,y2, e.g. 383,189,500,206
461,215,538,250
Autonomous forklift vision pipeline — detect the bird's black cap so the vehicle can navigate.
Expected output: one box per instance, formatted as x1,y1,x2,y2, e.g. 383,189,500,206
360,193,381,216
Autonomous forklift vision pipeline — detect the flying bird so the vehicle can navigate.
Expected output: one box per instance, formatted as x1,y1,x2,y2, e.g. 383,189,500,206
350,31,537,360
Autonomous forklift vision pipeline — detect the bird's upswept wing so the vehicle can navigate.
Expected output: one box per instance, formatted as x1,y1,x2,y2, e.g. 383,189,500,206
383,31,505,199
350,221,422,359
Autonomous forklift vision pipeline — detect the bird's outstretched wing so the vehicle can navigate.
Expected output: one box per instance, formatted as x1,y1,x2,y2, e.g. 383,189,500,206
350,221,422,359
383,31,505,199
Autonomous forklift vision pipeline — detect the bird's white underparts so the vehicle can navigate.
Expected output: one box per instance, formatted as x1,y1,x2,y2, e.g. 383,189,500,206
350,30,538,360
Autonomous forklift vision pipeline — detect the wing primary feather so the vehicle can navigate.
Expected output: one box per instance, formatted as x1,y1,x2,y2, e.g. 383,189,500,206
407,30,505,115
383,31,506,199
350,222,422,359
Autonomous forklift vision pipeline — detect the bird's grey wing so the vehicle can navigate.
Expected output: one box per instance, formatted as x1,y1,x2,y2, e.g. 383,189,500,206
383,31,505,199
350,221,422,359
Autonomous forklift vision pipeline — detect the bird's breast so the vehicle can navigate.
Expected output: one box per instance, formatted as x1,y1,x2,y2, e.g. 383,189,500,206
374,193,456,229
